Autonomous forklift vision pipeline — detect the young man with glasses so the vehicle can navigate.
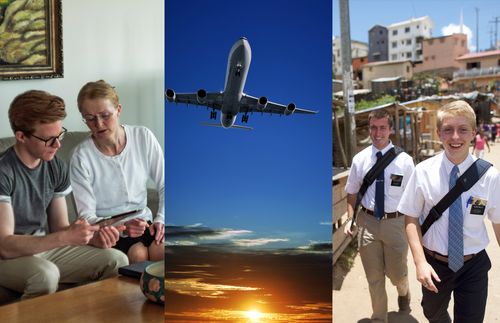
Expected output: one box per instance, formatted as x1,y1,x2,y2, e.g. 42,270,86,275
0,90,128,300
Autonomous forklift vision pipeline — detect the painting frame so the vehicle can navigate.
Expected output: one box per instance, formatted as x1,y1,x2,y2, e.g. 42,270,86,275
0,0,63,80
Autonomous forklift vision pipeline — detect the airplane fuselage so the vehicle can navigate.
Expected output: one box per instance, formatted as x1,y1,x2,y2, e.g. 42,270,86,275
221,37,251,128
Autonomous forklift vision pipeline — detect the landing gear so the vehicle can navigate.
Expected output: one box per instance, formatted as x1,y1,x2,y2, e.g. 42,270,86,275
210,110,217,120
242,114,249,123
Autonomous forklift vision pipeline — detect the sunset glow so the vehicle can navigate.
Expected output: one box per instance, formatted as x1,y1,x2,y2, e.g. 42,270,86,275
246,309,263,321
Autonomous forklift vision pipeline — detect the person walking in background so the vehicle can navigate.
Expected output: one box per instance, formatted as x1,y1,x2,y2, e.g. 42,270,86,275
490,123,497,144
70,80,164,264
399,100,500,323
344,109,415,322
472,129,490,158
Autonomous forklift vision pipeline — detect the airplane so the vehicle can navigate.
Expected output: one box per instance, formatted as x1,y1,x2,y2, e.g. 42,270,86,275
165,37,317,130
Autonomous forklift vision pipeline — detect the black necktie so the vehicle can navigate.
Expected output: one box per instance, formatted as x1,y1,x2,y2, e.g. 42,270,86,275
374,151,384,219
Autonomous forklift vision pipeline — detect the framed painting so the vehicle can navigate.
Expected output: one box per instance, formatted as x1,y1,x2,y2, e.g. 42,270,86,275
0,0,62,80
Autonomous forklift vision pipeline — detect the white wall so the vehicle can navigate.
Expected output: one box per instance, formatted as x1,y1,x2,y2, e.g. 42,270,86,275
0,0,164,148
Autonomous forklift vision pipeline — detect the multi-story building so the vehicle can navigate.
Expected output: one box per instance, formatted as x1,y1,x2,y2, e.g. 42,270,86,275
414,33,469,79
368,25,389,62
387,16,433,62
453,49,500,98
333,37,368,79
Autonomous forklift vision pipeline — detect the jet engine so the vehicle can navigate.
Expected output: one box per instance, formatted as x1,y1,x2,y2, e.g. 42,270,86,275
197,89,207,104
165,89,176,102
284,103,296,116
257,96,268,110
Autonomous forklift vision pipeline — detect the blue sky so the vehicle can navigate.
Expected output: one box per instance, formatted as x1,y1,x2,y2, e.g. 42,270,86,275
165,0,332,249
333,0,500,52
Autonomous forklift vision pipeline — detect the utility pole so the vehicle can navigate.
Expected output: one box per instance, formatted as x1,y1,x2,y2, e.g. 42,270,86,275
475,7,479,52
339,0,356,164
489,16,500,50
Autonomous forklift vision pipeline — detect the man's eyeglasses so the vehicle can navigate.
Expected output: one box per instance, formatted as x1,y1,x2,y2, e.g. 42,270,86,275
82,111,115,124
30,127,67,147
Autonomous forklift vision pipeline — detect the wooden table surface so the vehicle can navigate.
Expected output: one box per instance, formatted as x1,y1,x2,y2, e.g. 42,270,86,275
0,276,163,323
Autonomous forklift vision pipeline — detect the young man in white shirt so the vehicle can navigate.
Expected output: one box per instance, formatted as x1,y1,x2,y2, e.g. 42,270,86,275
344,109,415,322
398,100,500,322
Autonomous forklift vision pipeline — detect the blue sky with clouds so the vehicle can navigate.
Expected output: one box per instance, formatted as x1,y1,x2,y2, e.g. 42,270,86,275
165,0,332,249
334,0,500,52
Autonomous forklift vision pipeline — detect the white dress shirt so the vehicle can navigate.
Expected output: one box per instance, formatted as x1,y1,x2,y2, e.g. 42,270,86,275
398,152,500,255
345,142,415,213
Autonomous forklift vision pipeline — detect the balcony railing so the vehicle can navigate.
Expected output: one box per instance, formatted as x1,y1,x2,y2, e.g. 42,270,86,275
453,66,500,79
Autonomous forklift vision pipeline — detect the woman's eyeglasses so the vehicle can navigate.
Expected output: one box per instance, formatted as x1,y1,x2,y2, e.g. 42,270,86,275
82,111,115,124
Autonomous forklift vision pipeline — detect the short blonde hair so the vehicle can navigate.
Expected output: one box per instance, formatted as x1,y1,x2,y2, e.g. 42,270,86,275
437,100,476,130
77,80,119,112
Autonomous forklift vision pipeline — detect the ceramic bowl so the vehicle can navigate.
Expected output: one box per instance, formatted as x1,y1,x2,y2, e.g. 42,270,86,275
140,261,164,304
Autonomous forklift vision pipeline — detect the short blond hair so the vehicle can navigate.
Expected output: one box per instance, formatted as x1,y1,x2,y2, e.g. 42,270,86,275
437,100,476,130
77,80,119,112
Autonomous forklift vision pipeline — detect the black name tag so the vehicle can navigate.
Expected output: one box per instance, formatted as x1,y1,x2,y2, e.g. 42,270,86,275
469,197,487,215
390,174,403,187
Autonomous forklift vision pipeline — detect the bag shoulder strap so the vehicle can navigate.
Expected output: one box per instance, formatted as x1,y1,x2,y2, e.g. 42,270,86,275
357,146,403,199
420,158,492,236
350,147,403,230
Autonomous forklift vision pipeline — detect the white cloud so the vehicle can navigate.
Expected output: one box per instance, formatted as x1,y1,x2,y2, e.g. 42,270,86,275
441,23,475,52
201,229,252,240
166,240,198,246
232,238,289,247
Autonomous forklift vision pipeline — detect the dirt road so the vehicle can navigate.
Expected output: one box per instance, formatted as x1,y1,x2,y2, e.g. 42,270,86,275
334,144,500,322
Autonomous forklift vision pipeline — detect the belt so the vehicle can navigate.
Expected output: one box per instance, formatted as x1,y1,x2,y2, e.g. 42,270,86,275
423,247,476,263
361,206,401,219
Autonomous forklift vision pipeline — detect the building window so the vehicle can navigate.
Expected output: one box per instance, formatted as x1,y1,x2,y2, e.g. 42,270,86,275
392,41,397,48
406,66,410,73
416,49,422,55
461,40,465,47
392,54,397,60
381,40,384,44
428,39,434,45
393,30,398,36
417,24,420,29
498,59,500,66
425,56,429,61
406,52,412,58
379,30,383,35
466,62,480,69
431,55,435,60
369,67,373,72
406,39,412,45
405,27,410,33
440,38,445,43
401,40,405,45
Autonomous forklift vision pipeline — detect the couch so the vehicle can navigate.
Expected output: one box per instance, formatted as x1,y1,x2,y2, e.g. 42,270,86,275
0,131,159,305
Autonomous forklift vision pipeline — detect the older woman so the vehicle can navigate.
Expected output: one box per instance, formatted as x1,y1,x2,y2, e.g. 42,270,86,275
70,80,164,263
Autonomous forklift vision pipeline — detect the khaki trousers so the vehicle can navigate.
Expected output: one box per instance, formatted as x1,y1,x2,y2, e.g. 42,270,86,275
0,245,128,299
357,210,409,323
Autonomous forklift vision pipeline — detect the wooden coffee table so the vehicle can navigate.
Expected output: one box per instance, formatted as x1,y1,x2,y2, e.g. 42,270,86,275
0,276,163,322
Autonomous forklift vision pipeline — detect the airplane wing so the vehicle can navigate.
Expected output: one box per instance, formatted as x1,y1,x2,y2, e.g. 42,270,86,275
167,91,224,110
240,94,317,115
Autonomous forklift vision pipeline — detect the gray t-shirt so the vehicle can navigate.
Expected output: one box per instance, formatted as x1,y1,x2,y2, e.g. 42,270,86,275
0,147,71,235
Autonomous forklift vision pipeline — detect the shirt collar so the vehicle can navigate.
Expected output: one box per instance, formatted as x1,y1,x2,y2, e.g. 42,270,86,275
442,152,475,176
371,141,394,158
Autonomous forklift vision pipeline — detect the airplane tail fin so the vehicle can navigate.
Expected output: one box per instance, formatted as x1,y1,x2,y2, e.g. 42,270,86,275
200,122,253,130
